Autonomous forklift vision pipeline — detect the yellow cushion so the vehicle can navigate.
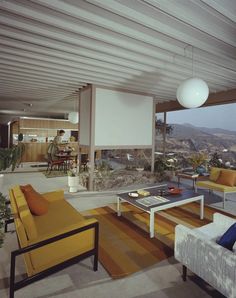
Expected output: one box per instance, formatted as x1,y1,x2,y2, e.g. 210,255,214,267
30,199,96,273
15,218,34,276
196,180,236,192
9,189,18,216
13,186,37,240
216,170,236,187
13,186,28,208
34,199,85,236
42,190,65,202
29,220,96,273
19,204,38,240
12,184,25,198
209,167,221,181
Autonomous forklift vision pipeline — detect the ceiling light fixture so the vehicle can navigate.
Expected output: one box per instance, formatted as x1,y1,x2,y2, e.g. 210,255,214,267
68,111,79,124
176,46,209,109
68,95,79,124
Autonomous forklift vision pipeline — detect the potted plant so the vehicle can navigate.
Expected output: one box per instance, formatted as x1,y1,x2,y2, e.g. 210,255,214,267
188,152,208,173
0,134,26,189
67,162,79,192
0,192,11,247
0,133,25,172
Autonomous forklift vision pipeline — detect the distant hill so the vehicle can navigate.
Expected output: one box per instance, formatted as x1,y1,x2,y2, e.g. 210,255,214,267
183,123,236,137
156,123,236,154
169,124,212,139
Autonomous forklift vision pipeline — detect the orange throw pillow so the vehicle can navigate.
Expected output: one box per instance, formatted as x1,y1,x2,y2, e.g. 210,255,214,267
20,184,34,193
216,170,236,187
20,185,49,216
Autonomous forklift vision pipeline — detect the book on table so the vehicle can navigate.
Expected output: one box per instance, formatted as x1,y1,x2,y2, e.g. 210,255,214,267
136,196,170,207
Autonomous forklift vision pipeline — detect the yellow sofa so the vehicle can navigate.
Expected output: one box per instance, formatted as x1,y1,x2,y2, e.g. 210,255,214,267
196,167,236,208
8,186,99,298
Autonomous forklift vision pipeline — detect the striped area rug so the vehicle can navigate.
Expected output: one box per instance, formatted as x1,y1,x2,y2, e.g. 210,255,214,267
82,202,235,279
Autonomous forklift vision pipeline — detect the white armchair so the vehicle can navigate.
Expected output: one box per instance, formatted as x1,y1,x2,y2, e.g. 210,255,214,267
175,213,236,298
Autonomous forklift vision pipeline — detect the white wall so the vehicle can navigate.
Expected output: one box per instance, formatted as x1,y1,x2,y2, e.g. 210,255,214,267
95,88,153,147
79,88,91,146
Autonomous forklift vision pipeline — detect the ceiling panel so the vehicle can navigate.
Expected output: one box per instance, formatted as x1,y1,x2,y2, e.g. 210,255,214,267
0,0,235,122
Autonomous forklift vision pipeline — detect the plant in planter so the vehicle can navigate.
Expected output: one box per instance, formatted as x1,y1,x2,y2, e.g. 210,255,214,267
188,152,208,173
0,192,11,248
154,156,179,181
165,157,179,179
67,166,79,193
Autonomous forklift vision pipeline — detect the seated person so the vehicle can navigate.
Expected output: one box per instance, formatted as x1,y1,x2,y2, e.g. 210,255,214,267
47,130,65,160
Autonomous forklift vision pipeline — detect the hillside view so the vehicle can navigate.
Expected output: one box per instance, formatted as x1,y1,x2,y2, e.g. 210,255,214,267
156,123,236,168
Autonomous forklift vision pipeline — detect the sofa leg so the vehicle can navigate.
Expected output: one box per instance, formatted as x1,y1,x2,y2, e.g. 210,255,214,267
223,193,226,209
182,265,187,281
10,251,16,298
5,218,14,233
93,223,99,271
93,255,98,271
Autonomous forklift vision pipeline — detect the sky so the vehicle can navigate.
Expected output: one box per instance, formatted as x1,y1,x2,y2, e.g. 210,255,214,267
161,103,236,132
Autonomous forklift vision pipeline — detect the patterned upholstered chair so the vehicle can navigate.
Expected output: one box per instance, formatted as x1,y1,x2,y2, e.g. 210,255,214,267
175,213,236,298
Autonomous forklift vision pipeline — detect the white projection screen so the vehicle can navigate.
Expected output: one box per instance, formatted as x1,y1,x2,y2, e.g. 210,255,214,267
95,88,153,147
79,88,91,146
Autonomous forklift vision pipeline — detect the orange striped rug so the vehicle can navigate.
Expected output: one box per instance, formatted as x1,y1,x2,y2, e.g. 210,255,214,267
82,202,235,279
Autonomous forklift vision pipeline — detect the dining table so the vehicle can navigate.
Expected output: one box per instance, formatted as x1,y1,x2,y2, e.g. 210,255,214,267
55,151,78,172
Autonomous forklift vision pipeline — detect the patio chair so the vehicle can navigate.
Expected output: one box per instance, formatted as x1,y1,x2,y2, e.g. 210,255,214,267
126,153,134,161
46,154,65,173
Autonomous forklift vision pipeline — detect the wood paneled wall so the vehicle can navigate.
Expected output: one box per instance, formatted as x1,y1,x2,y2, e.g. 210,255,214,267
12,121,19,134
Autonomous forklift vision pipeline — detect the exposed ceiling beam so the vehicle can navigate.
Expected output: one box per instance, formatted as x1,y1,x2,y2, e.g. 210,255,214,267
156,88,236,113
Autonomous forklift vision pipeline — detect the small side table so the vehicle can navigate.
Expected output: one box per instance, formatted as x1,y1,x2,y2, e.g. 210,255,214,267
177,172,199,189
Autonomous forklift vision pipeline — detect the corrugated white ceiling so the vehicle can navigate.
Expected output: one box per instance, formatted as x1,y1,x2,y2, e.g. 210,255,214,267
0,0,235,120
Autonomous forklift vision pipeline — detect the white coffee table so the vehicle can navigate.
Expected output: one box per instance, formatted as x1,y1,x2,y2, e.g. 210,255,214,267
117,185,204,238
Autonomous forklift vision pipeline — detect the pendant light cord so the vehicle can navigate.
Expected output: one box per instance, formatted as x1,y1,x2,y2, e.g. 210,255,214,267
192,45,194,78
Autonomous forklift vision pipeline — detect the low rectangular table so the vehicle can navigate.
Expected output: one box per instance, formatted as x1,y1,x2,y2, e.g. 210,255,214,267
117,185,204,238
177,172,199,189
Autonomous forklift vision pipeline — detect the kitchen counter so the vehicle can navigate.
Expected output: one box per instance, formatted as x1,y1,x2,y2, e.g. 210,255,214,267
22,142,79,162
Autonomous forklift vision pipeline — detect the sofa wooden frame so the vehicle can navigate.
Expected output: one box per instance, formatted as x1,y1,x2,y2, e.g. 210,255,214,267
7,220,99,298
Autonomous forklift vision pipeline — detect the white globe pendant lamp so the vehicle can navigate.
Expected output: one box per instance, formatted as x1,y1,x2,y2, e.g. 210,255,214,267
68,112,79,124
176,77,209,109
